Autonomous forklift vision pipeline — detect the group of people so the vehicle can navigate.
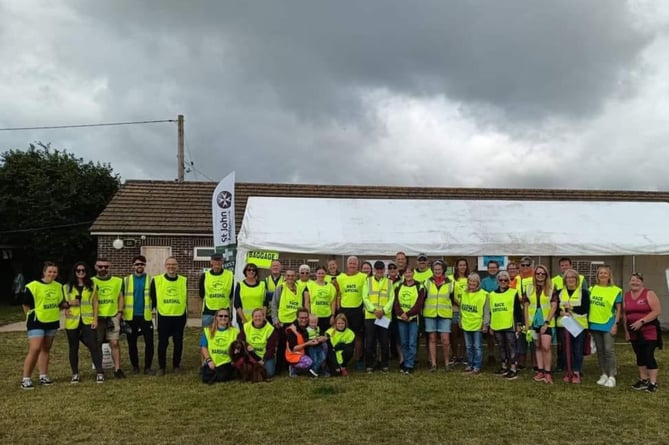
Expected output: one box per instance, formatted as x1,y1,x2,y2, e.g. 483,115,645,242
20,252,662,392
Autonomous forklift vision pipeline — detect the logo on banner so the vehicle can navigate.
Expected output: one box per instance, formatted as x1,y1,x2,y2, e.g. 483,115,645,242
216,191,233,209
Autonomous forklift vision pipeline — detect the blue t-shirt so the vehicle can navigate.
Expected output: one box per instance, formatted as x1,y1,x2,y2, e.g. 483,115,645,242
481,276,498,293
133,274,146,317
589,292,623,332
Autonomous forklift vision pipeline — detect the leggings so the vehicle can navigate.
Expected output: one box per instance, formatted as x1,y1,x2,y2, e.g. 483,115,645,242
66,324,103,374
631,339,659,370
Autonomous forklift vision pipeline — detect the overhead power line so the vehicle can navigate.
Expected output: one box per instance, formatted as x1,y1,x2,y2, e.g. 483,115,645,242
0,119,176,132
0,220,94,235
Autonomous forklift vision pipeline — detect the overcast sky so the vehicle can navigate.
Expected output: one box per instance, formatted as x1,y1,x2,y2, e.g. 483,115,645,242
1,1,668,189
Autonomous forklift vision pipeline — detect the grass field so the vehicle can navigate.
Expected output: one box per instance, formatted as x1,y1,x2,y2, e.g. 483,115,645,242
0,329,666,445
0,304,24,326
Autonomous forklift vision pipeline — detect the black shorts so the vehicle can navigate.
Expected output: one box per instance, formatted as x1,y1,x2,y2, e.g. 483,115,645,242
339,306,364,335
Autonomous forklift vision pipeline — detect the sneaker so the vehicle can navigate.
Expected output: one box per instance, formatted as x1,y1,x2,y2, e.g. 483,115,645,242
366,368,374,374
472,369,481,376
495,367,508,375
533,371,545,382
504,370,518,380
288,366,298,378
448,357,456,366
563,372,572,383
404,368,413,375
430,365,437,372
571,373,581,384
114,369,126,379
21,378,34,390
96,373,105,384
632,379,649,391
544,373,554,384
39,376,53,386
308,369,319,378
646,382,658,393
71,374,80,384
463,367,473,374
340,367,348,377
381,367,389,373
604,376,616,388
596,374,609,386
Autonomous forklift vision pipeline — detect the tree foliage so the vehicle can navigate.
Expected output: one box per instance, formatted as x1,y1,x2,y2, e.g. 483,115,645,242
0,142,120,277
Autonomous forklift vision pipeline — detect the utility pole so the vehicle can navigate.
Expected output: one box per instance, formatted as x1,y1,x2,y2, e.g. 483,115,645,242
177,114,185,182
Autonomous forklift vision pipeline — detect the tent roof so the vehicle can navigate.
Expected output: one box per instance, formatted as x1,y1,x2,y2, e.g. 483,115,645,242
237,197,669,256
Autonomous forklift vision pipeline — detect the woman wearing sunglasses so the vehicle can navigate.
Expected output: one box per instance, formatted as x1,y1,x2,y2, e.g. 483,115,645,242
523,265,557,384
200,308,239,383
64,262,104,384
234,263,267,326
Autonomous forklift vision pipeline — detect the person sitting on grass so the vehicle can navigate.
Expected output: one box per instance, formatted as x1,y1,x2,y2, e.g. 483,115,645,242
200,308,239,384
306,314,329,374
325,313,355,376
285,308,320,377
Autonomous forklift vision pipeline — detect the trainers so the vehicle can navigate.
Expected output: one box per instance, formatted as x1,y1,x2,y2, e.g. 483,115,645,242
463,367,473,374
308,369,319,378
448,357,456,366
533,371,546,382
495,367,508,375
571,373,581,384
96,373,105,384
430,365,437,372
21,378,34,390
563,372,572,383
632,379,649,391
39,376,53,386
381,367,389,373
288,366,298,378
114,369,126,379
544,373,554,384
366,368,374,374
71,374,80,384
646,382,658,393
504,370,518,380
596,374,609,386
604,376,616,388
340,367,348,377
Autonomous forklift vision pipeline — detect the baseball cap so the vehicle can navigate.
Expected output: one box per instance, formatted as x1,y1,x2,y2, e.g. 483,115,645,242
417,253,428,260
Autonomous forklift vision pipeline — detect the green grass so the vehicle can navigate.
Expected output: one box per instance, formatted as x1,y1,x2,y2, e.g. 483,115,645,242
0,329,666,445
0,304,25,326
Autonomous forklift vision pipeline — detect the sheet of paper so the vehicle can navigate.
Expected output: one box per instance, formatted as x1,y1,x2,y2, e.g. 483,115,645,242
374,316,391,329
560,315,584,337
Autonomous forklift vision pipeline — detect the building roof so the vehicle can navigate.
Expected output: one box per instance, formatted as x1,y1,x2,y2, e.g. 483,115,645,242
90,179,669,235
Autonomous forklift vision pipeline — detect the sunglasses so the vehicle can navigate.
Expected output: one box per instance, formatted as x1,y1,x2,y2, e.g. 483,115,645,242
134,263,145,266
76,268,86,273
96,265,110,269
498,278,509,282
217,314,229,318
520,263,531,267
245,269,257,273
388,266,397,270
300,272,309,275
535,271,546,276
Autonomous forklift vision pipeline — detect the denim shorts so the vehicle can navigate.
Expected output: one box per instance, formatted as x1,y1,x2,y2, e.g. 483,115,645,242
27,328,57,338
424,317,452,333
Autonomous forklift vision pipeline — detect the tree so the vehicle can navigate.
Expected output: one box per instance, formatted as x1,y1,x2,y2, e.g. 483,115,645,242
0,142,120,281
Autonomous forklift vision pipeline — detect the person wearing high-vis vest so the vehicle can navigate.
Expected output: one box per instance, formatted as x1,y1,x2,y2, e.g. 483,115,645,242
239,308,278,377
270,269,301,374
362,261,395,373
336,256,368,370
123,255,155,375
324,313,355,376
589,265,622,388
234,263,267,326
296,264,314,305
199,252,234,328
522,264,557,384
413,253,433,283
200,308,239,384
449,257,470,366
422,260,454,372
20,261,66,390
458,273,490,375
551,257,588,292
514,257,535,371
151,256,188,376
64,262,104,384
93,258,125,379
307,266,337,334
325,259,340,285
393,268,426,374
489,271,523,380
556,268,590,384
264,259,284,323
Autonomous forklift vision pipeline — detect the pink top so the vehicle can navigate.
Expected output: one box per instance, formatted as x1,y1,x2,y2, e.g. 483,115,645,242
624,288,657,341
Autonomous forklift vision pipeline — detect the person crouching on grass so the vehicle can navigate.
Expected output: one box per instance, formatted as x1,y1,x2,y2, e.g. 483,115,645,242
285,308,321,377
200,308,239,384
325,313,355,376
